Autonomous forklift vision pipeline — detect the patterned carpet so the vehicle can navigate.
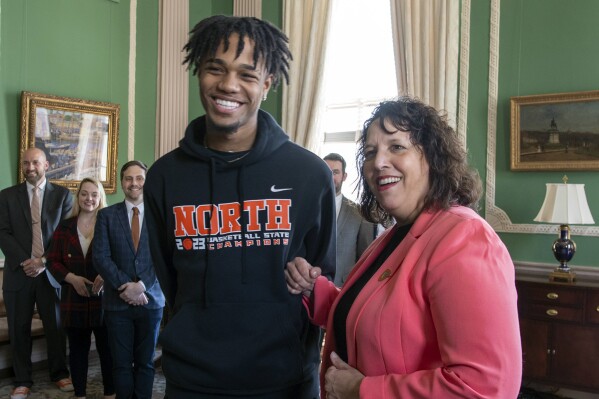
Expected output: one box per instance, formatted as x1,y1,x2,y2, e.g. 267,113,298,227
0,355,576,399
0,351,165,399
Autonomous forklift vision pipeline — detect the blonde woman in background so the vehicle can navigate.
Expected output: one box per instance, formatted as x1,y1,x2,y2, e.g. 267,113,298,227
47,177,115,399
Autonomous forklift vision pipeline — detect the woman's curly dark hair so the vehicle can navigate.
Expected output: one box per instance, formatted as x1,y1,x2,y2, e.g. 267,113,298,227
182,15,292,89
356,97,482,226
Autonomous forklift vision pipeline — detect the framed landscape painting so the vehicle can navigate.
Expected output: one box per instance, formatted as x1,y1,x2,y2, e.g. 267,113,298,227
19,91,120,193
510,90,599,171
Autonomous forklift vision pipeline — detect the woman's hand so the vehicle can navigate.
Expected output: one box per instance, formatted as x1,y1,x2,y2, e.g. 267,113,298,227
92,275,104,295
284,257,321,296
64,272,93,297
324,352,364,399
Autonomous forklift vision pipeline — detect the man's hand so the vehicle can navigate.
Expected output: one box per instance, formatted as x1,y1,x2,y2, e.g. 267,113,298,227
21,258,46,278
119,281,148,305
129,292,149,306
284,257,321,296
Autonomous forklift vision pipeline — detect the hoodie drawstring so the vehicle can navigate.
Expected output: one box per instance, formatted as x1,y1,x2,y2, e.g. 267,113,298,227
238,166,248,284
204,157,218,306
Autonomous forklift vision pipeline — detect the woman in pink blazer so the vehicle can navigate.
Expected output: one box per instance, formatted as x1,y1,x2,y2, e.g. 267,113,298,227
286,98,522,399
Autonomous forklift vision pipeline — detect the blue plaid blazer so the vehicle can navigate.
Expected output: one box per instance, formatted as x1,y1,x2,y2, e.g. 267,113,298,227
93,201,165,311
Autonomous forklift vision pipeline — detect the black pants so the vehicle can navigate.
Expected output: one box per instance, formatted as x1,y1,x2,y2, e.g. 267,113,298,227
66,324,115,397
4,273,69,387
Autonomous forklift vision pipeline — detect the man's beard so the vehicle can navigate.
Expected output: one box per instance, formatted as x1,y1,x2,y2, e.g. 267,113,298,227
206,116,241,135
25,172,42,185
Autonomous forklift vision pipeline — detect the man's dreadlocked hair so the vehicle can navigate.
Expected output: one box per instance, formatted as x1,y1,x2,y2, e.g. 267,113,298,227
183,15,292,89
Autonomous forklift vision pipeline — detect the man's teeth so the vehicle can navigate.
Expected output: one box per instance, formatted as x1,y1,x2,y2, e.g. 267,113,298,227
216,99,240,109
379,177,402,185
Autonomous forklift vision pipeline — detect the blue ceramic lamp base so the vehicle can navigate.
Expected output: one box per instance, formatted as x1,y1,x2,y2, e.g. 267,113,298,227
549,224,577,283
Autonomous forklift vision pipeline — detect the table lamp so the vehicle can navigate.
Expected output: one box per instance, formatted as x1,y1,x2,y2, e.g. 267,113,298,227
534,176,595,283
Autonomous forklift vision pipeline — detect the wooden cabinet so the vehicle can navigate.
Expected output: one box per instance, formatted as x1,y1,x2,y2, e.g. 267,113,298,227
517,278,599,393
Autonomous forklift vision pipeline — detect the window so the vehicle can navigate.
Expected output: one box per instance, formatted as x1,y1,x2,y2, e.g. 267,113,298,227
319,0,397,202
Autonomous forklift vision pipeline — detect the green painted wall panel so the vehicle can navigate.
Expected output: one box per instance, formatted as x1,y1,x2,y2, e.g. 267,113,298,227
259,0,282,120
469,0,599,267
2,0,598,268
135,0,159,170
0,0,160,259
0,0,137,194
465,0,491,216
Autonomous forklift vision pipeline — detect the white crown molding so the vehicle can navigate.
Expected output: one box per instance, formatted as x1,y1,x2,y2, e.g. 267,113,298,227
483,0,599,238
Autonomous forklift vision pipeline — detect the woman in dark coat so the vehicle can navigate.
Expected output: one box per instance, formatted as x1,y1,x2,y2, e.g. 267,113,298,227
47,177,115,399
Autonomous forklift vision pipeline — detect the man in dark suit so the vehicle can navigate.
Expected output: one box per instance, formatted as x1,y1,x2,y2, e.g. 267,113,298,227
93,160,165,399
323,153,376,286
0,147,74,399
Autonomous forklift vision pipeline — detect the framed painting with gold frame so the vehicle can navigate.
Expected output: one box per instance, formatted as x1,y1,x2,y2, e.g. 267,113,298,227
19,91,120,193
510,90,599,171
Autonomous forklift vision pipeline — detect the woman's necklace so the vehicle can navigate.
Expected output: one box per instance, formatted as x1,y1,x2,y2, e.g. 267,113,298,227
78,215,95,238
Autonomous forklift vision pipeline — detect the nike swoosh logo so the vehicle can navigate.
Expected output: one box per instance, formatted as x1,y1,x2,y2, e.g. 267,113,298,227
270,185,293,192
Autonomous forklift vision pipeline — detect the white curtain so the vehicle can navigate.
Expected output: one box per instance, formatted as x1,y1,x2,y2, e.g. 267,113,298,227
390,0,460,126
281,0,333,150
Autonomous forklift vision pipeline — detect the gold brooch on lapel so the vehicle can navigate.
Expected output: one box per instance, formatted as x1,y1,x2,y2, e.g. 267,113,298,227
378,269,392,281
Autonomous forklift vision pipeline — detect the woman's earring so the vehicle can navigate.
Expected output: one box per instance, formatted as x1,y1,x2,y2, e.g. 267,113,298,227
263,94,268,101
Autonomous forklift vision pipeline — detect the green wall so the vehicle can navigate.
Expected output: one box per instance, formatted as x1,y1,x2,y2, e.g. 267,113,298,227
2,0,598,267
469,0,599,266
0,0,159,260
0,0,159,202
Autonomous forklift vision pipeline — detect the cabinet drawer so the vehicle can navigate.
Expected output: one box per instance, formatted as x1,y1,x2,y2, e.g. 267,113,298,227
517,282,584,306
586,290,599,325
520,303,583,323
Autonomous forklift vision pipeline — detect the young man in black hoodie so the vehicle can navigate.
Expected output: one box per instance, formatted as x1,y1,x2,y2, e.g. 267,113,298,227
144,15,336,399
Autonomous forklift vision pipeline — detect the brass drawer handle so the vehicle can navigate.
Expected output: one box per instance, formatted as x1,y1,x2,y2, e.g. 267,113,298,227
596,306,599,313
547,292,559,300
546,309,558,316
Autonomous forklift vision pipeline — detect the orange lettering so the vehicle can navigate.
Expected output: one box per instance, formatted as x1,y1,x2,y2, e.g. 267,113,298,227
265,199,291,230
220,202,241,234
196,204,219,235
173,205,198,237
244,200,266,232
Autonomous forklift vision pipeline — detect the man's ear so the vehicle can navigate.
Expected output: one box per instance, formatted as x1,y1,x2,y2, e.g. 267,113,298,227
262,74,273,96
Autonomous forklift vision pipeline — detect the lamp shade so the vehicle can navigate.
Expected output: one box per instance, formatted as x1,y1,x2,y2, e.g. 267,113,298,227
534,183,595,225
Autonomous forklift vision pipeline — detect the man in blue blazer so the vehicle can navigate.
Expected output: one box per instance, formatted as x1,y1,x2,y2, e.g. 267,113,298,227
0,148,74,399
323,153,376,286
93,160,165,399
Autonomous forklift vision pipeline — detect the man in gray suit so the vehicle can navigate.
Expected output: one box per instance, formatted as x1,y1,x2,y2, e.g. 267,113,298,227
93,160,165,399
324,153,376,286
0,147,74,399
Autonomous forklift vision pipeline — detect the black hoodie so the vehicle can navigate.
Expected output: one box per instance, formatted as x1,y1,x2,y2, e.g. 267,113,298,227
144,110,336,397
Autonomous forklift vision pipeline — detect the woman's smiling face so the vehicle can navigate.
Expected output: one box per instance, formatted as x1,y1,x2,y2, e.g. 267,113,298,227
363,118,430,226
78,182,101,213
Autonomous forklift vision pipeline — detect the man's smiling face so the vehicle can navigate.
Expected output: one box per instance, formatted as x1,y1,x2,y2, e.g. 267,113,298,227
198,33,272,143
121,165,145,204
